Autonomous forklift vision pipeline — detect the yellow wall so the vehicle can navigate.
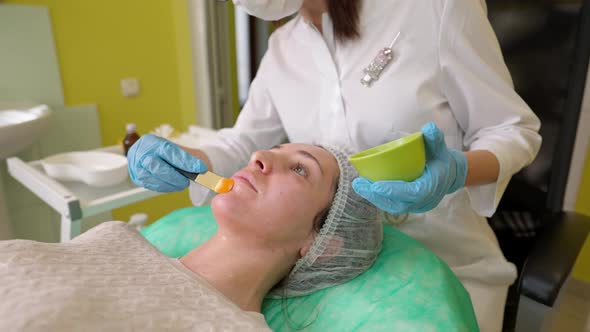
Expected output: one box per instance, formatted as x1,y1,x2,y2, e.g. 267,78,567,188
6,0,197,223
576,146,590,216
572,234,590,283
573,144,590,282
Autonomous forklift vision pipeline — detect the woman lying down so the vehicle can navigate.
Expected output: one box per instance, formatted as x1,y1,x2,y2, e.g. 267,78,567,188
0,144,382,331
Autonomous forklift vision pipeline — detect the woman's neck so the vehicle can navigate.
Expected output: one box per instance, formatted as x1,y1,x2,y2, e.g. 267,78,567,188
179,232,294,312
300,0,328,32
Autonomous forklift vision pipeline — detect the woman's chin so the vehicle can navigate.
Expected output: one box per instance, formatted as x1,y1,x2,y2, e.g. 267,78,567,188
211,193,248,221
211,195,265,238
211,195,229,216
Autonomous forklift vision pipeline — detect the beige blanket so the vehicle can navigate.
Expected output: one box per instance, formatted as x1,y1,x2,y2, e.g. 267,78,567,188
0,222,270,332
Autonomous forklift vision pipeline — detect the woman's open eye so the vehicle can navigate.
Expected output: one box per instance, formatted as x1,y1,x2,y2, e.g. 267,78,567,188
292,162,308,177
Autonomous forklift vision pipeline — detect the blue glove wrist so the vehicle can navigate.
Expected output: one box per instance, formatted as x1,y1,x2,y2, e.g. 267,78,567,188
447,148,468,194
352,122,469,215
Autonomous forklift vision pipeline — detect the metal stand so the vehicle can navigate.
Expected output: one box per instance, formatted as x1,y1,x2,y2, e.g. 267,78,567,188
7,146,161,242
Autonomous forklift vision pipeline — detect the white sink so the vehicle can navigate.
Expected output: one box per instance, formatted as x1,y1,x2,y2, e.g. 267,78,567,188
0,102,52,159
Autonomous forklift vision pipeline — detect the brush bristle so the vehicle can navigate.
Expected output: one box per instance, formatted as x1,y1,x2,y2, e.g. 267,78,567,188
215,178,234,194
195,171,234,194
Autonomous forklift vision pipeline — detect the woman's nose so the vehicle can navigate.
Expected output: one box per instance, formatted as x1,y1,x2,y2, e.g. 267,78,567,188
249,151,273,174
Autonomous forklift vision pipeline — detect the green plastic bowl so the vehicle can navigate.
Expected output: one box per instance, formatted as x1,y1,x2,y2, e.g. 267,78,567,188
349,132,426,182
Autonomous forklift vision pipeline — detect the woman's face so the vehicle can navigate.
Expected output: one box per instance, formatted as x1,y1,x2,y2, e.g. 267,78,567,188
212,143,339,251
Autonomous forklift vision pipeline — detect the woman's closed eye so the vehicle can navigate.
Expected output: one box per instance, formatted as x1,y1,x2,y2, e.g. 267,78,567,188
292,162,309,177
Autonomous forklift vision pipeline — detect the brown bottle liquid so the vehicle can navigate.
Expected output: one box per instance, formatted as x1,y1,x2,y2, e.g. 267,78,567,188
123,123,141,156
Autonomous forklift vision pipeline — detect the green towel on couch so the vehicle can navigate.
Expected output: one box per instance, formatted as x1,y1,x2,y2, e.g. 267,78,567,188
141,206,479,331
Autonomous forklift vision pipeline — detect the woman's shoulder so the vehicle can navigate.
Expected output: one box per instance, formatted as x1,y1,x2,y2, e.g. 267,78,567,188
358,0,486,28
266,16,302,50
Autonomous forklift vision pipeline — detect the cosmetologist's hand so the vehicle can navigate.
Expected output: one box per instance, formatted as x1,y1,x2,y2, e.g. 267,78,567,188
127,134,208,192
352,122,468,214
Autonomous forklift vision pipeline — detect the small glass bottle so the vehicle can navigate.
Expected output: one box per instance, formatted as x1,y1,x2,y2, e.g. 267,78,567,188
123,123,141,156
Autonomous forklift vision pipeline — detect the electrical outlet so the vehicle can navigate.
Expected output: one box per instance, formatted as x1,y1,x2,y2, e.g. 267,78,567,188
121,78,140,97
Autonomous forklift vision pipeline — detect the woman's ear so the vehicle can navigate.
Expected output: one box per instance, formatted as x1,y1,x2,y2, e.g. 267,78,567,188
299,235,315,258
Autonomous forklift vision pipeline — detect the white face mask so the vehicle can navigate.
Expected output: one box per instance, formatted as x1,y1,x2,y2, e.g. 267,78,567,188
233,0,304,21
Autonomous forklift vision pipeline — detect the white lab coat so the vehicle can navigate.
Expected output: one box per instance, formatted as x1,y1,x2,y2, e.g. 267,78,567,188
191,0,542,330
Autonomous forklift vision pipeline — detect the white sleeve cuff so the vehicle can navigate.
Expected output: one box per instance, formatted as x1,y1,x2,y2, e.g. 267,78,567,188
198,143,245,178
465,177,510,218
465,143,513,218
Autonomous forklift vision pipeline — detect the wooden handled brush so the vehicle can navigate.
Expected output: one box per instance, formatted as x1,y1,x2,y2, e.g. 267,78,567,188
175,168,234,194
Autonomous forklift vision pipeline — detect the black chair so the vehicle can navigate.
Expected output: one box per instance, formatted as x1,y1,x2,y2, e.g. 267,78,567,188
486,0,590,331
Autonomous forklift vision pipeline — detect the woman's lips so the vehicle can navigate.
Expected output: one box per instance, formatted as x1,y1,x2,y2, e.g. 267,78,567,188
232,172,258,192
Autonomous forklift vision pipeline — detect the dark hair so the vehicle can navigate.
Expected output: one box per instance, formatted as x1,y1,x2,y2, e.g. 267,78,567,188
274,0,362,42
327,0,362,42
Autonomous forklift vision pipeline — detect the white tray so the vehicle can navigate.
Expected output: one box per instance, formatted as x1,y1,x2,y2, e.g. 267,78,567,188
41,151,128,187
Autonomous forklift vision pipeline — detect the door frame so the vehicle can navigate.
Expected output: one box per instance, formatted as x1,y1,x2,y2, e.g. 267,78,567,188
187,0,236,129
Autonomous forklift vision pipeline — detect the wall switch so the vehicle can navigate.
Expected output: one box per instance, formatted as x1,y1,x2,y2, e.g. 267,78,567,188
121,78,140,97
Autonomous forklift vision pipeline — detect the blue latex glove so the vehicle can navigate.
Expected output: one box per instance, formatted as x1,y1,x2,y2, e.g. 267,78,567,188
127,134,208,192
352,122,468,214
